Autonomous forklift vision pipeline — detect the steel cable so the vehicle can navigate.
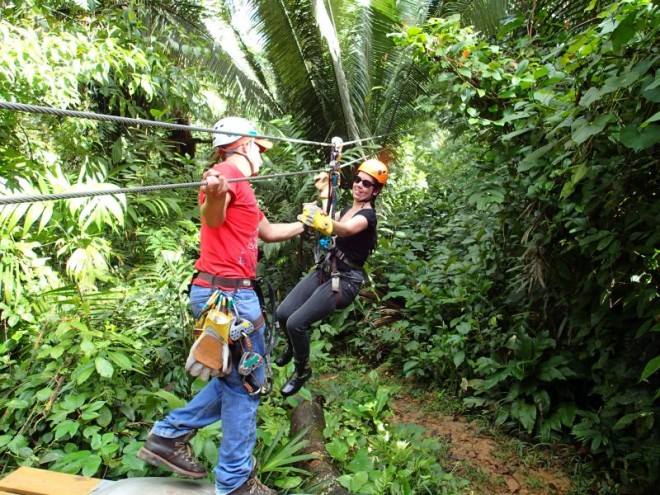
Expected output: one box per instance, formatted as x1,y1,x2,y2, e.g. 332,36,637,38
0,101,331,147
0,150,386,206
0,168,332,206
0,99,391,205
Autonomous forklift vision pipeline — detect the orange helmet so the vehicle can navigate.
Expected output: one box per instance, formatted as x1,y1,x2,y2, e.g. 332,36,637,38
357,159,389,185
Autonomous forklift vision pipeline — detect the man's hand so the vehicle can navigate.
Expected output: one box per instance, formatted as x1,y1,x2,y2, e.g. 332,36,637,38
297,204,333,235
202,168,230,199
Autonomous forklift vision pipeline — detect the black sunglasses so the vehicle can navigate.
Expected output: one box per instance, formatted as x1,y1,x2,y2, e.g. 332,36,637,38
353,176,376,189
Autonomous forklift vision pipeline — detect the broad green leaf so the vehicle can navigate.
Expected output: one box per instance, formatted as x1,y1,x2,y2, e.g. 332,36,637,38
517,142,556,172
76,362,96,385
153,390,186,409
347,448,373,473
82,454,102,477
94,357,114,378
611,13,636,51
579,87,603,107
108,351,133,370
453,350,465,367
54,420,80,441
618,124,660,151
613,412,643,430
642,76,660,102
350,471,369,492
325,438,349,461
641,111,660,128
502,127,532,141
457,66,472,78
96,406,113,428
518,401,537,433
36,387,53,402
274,476,303,489
641,356,660,381
571,115,609,144
21,202,44,237
557,403,577,427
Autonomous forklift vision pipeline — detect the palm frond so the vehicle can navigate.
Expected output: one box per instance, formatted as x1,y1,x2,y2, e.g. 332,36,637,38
253,0,339,142
438,0,605,36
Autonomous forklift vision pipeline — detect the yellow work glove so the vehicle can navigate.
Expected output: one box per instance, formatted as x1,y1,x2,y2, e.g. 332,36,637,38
186,310,232,381
297,204,333,235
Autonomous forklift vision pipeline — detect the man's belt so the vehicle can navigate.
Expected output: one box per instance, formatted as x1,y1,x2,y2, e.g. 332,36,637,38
194,271,256,289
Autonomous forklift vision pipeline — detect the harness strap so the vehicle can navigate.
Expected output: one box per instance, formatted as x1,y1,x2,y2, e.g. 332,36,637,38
331,247,363,270
331,256,341,303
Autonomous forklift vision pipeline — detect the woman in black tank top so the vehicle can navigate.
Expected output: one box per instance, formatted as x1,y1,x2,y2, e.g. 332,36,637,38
275,159,390,397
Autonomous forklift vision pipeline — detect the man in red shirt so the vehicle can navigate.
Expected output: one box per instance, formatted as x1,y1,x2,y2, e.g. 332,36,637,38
138,117,305,495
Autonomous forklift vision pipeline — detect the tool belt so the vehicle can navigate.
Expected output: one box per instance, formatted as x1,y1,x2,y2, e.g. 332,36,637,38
193,271,256,289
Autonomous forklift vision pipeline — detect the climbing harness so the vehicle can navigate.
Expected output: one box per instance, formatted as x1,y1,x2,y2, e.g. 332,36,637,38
190,277,277,397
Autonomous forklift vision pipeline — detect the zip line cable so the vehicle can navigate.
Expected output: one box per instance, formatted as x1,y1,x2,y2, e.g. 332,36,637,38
342,131,405,146
0,169,322,206
0,153,381,206
0,101,398,148
0,99,390,205
0,101,331,147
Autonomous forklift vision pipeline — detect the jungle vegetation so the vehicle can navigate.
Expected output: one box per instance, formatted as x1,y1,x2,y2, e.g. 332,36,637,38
0,0,658,493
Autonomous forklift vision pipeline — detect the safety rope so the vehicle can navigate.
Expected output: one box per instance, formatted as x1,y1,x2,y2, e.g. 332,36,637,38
0,101,332,147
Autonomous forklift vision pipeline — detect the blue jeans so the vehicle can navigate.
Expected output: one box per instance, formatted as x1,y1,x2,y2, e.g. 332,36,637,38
151,284,265,495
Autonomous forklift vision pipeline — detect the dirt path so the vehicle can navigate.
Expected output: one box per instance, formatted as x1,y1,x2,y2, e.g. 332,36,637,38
390,395,572,495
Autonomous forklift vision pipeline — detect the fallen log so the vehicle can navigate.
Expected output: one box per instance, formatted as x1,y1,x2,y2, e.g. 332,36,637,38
290,398,349,495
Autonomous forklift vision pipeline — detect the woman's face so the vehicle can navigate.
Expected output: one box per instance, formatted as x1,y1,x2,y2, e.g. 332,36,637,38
352,172,377,201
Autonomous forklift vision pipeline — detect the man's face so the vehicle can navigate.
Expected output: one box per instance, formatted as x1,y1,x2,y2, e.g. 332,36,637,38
247,140,263,175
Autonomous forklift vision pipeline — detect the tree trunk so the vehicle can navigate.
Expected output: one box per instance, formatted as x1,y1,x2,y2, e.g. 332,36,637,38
290,399,349,495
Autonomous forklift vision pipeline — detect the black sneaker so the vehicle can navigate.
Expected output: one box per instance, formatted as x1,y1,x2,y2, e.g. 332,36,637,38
273,345,293,367
280,360,312,397
137,431,207,479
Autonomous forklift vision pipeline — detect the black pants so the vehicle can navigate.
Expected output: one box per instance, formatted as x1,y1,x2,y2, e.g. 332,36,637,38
276,266,363,363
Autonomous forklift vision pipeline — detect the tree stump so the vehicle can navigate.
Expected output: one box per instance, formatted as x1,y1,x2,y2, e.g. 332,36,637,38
290,398,349,495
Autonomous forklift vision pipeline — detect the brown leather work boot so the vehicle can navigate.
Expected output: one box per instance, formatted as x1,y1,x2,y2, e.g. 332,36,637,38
229,473,278,495
136,430,207,479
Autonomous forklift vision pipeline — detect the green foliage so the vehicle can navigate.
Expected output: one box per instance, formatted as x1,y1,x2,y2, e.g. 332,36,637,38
1,0,658,492
354,0,660,489
322,370,469,495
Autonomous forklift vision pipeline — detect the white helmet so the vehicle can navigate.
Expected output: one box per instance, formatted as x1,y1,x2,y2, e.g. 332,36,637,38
212,116,273,151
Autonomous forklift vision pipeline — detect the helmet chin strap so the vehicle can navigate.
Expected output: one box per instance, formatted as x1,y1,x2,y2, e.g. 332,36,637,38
224,149,257,176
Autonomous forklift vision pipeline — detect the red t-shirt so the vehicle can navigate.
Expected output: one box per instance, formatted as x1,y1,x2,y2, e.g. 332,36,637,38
194,162,264,283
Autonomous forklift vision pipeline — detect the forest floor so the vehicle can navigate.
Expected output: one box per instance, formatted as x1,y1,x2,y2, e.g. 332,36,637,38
389,392,574,495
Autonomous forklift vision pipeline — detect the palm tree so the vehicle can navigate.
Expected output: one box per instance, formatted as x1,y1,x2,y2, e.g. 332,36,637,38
195,0,439,147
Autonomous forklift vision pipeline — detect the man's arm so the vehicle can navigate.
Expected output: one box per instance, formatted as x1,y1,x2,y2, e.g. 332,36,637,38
258,217,305,242
200,169,230,228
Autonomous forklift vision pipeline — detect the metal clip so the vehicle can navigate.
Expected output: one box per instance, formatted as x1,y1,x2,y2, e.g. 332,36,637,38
331,272,340,292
